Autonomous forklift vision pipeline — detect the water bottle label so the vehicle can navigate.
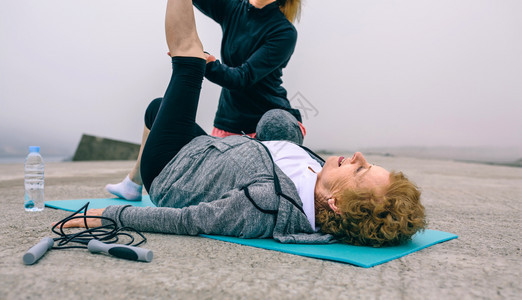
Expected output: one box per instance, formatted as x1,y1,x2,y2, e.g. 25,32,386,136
24,193,35,209
25,200,35,209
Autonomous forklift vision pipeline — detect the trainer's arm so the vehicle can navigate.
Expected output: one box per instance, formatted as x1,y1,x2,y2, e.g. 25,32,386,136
205,27,297,90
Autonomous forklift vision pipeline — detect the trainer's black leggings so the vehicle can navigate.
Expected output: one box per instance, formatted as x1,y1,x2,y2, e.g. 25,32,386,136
140,57,207,192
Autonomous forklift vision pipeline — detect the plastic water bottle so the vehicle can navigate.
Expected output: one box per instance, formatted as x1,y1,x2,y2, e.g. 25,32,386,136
24,146,45,212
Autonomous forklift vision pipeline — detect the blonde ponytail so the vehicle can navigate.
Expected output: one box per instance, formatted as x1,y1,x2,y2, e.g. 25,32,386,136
278,0,302,23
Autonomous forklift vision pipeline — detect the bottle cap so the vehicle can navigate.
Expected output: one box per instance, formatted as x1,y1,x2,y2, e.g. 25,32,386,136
29,146,40,153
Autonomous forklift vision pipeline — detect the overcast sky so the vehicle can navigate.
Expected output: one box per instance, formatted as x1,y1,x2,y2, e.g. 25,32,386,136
1,0,521,158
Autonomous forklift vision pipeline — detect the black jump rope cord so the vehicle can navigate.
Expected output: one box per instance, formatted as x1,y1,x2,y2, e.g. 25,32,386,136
23,202,153,265
51,203,146,249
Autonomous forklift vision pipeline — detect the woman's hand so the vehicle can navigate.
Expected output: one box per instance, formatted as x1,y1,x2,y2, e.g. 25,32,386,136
52,208,105,228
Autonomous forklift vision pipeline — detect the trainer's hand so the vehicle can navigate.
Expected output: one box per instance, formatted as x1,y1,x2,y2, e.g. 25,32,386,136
204,52,216,63
167,51,215,63
52,208,105,228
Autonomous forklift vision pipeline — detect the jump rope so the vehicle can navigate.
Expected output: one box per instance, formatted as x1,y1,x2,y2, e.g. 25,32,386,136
23,202,153,265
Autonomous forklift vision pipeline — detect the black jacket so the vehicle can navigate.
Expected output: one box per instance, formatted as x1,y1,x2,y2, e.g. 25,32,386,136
194,0,302,133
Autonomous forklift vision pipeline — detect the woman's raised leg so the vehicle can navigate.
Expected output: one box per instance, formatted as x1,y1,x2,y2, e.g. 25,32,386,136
139,0,207,192
164,0,205,59
105,1,206,197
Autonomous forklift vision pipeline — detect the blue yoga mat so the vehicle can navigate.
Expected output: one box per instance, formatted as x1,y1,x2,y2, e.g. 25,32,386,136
46,195,156,212
45,197,457,267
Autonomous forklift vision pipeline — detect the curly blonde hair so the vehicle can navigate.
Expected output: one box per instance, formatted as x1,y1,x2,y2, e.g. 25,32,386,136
316,171,426,247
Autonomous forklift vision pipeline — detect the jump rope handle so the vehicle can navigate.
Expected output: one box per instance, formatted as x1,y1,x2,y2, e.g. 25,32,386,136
88,239,153,262
23,237,54,265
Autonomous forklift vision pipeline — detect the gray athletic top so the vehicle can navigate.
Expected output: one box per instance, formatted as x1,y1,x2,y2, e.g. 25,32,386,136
102,135,333,244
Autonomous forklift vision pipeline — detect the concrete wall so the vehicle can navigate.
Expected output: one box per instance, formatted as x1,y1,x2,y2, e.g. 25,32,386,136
72,134,140,161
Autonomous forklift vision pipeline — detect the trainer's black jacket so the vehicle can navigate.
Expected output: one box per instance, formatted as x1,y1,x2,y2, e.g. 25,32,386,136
194,0,302,133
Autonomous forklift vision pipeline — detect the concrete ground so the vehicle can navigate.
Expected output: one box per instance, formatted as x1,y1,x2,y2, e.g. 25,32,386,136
0,156,520,299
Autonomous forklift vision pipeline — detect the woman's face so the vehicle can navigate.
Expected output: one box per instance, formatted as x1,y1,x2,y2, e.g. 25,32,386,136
316,152,391,197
